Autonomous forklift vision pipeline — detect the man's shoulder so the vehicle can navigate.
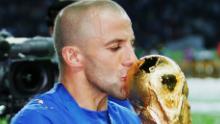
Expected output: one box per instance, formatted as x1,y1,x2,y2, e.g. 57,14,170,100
108,101,141,124
11,103,52,124
11,91,61,124
23,89,60,111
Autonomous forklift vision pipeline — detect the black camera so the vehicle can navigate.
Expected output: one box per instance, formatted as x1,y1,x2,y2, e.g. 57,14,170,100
0,37,58,116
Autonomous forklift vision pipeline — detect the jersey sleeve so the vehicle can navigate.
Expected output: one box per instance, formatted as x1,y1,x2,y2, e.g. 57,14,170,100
11,109,52,124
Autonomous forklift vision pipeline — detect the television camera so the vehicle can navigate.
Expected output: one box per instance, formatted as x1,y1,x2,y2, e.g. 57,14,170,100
0,36,58,117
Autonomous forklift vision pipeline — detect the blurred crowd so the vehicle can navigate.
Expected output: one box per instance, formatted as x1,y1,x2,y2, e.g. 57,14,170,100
1,0,220,53
118,0,220,49
0,0,55,37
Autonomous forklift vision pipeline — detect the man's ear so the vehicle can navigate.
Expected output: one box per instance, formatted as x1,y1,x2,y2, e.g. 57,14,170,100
62,46,82,67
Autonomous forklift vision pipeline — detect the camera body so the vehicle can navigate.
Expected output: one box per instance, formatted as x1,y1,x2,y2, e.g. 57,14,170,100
0,36,58,116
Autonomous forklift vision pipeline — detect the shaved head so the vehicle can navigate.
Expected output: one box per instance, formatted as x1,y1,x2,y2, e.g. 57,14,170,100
53,0,131,67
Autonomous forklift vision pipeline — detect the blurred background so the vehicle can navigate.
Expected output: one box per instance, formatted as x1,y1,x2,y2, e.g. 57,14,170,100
0,0,220,123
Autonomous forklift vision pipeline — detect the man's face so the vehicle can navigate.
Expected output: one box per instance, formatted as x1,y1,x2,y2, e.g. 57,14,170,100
81,10,137,99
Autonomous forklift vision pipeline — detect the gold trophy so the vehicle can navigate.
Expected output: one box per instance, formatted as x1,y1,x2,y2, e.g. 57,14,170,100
126,55,191,124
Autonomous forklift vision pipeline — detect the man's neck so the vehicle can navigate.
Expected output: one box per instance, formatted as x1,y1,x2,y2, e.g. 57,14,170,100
60,71,108,111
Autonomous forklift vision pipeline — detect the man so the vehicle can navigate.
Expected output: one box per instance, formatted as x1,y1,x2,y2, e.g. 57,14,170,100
47,0,134,111
11,0,141,123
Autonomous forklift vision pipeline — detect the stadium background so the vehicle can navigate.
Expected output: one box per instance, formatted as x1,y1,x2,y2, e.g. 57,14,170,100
1,0,220,123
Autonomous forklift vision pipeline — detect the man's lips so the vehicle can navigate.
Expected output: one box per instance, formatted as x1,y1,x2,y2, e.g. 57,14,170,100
120,76,127,82
120,69,128,81
121,75,130,97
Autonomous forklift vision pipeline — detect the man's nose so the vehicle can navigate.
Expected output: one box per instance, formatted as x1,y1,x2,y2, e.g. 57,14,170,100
122,47,137,67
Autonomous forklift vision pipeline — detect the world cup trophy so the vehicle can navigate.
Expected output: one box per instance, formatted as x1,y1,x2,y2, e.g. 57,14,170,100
126,55,191,124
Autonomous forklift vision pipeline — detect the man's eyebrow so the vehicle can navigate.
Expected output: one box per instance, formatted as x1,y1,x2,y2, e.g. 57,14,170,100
104,39,124,46
105,37,135,46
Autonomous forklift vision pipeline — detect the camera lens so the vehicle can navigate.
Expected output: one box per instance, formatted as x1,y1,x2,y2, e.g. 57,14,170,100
14,63,46,93
9,60,56,98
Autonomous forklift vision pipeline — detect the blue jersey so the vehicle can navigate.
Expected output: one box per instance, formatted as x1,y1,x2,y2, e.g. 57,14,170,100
108,96,134,111
11,83,141,124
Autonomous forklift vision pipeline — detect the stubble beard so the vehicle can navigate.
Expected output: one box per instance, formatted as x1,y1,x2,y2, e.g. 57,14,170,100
85,69,126,99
